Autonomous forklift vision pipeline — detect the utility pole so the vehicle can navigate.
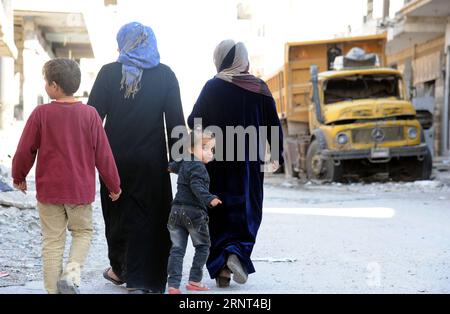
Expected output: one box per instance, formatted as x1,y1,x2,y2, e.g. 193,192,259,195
383,0,390,20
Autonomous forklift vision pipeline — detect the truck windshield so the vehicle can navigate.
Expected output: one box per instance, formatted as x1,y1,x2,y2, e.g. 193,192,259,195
323,74,403,104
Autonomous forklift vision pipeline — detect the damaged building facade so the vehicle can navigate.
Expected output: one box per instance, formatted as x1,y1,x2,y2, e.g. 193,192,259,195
0,0,17,131
0,0,117,131
385,0,450,157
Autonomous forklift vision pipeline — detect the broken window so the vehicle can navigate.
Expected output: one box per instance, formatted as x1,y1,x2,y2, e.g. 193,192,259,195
323,74,404,104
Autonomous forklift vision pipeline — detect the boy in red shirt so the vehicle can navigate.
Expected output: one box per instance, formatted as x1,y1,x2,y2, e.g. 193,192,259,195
12,58,121,294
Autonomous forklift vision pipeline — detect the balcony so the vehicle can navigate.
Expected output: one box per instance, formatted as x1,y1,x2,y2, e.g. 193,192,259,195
13,0,94,59
387,0,449,54
400,0,450,17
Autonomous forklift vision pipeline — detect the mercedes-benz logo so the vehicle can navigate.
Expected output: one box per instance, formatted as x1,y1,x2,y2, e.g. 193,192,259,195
371,128,385,142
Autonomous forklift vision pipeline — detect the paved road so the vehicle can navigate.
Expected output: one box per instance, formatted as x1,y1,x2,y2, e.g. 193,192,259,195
1,173,450,294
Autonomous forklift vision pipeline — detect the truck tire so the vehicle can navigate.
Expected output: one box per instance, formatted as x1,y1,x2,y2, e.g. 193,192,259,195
411,148,433,181
421,148,433,180
389,148,432,181
306,140,342,182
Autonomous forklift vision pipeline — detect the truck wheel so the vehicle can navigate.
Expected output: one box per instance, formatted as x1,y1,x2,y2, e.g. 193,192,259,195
306,140,342,182
411,148,432,181
389,149,432,181
421,148,433,180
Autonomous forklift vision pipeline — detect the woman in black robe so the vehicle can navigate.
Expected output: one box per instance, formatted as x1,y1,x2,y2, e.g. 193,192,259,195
188,40,284,287
88,22,185,293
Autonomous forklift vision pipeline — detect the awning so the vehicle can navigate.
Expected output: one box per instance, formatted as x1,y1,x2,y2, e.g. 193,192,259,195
14,7,93,59
0,4,18,58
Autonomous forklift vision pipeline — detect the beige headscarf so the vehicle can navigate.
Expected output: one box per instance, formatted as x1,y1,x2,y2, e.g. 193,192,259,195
213,39,272,97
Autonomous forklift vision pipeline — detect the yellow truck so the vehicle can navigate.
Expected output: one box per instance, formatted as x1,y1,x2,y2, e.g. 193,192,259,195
265,34,432,181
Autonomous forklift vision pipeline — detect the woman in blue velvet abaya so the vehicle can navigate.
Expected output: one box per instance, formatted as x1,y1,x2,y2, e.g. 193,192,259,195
188,40,284,287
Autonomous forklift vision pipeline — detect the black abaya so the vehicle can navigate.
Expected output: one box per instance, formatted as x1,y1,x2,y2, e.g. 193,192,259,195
88,62,185,291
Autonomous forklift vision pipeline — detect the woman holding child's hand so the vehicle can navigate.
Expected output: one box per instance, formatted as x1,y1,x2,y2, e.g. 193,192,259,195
210,198,222,207
188,40,284,288
88,22,186,294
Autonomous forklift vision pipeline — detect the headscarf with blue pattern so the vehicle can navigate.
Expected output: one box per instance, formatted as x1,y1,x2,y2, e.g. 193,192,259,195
117,22,160,98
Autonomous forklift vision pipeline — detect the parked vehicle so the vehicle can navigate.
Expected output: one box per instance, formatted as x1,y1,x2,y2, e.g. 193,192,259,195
265,34,432,181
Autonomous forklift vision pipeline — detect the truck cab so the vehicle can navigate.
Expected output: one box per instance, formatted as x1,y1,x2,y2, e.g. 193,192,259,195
308,66,431,181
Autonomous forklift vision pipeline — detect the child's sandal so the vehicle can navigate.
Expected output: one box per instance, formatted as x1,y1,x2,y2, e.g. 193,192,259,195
186,282,210,291
168,287,182,294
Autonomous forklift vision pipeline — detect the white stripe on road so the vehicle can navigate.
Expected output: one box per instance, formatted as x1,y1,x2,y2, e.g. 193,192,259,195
264,207,395,218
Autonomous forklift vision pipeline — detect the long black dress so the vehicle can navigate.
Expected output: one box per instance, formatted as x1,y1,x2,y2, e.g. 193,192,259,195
88,62,185,291
188,78,283,279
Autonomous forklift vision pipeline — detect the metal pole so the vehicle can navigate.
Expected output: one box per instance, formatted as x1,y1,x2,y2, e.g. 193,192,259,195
383,0,390,20
310,65,324,124
443,46,450,156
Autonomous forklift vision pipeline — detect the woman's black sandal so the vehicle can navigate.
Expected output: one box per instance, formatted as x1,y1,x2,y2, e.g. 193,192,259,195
103,267,124,285
215,267,231,288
